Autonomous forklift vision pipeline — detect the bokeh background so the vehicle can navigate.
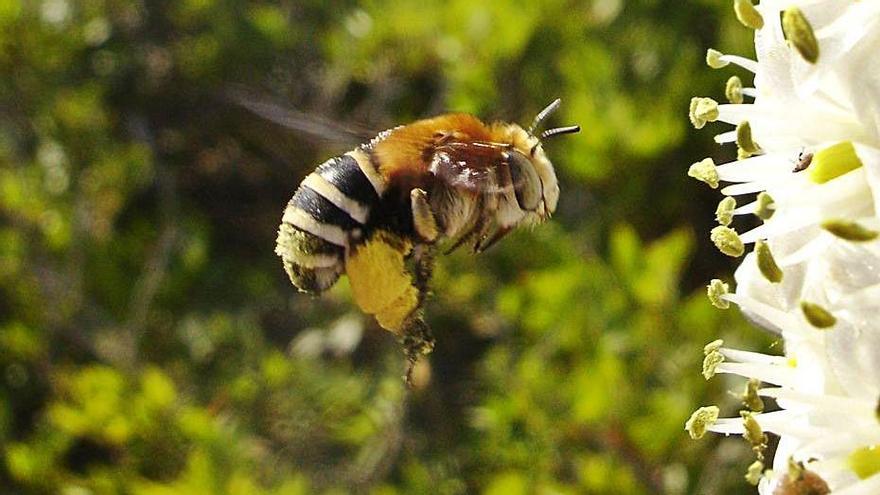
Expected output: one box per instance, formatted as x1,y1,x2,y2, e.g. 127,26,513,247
0,0,777,493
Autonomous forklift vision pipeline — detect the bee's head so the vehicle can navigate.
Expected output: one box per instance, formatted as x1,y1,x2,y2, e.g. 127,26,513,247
504,99,579,220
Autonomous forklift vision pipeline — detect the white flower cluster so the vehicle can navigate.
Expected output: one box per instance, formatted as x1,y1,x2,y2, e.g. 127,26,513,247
685,1,880,493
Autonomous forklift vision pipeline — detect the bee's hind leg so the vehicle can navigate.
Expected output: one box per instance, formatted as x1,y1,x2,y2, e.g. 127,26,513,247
400,313,435,385
400,244,436,385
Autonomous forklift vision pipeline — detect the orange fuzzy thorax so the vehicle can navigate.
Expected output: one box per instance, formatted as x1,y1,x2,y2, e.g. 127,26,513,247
372,114,495,185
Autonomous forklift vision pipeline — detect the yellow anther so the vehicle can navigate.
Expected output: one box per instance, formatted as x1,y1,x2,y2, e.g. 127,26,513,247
715,196,736,226
689,97,719,129
755,240,782,283
707,280,730,309
725,76,743,104
688,158,719,188
821,219,879,242
711,226,744,257
754,192,775,220
800,301,836,329
782,7,819,64
734,0,764,30
685,406,720,440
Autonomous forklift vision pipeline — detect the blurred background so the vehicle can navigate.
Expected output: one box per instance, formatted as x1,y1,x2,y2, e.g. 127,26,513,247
0,0,777,493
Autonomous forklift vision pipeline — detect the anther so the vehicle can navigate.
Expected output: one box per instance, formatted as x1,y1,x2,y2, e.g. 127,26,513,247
689,97,719,129
685,406,720,440
716,196,736,226
782,7,819,64
725,76,744,104
755,240,782,283
734,0,764,30
688,158,719,188
707,280,730,309
800,301,836,329
711,226,744,257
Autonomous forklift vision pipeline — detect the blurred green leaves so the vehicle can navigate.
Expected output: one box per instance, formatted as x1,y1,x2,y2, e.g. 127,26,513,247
611,224,693,307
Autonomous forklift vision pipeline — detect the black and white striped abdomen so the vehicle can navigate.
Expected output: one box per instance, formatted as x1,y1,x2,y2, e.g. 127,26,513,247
275,149,384,293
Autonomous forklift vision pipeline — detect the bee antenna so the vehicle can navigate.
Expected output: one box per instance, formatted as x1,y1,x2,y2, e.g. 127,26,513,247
528,98,562,135
540,125,581,140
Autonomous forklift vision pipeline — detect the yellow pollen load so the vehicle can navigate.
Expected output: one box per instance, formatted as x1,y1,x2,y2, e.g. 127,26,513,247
345,230,419,333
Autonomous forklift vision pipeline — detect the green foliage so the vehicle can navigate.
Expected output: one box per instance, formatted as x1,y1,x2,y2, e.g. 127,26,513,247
0,0,768,493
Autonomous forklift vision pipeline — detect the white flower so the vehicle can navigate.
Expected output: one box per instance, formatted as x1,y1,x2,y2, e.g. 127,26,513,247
686,1,880,493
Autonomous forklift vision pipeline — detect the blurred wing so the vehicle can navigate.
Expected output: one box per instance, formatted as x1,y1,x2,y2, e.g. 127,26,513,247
224,86,374,146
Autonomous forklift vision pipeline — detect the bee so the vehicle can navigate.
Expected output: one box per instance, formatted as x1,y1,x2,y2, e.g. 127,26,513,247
274,99,579,380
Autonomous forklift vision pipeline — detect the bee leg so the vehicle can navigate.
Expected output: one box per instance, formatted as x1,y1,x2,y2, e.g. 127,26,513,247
411,188,439,242
401,244,436,385
412,244,435,292
400,313,434,386
476,225,512,253
444,213,485,255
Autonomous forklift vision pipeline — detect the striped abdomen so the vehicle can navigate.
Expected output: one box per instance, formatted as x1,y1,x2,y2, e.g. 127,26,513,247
276,148,385,293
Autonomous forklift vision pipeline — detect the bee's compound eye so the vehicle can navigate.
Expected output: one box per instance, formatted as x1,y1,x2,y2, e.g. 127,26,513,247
507,151,542,212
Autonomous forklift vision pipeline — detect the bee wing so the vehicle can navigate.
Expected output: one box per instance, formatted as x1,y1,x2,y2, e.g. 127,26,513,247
430,142,511,194
224,86,374,146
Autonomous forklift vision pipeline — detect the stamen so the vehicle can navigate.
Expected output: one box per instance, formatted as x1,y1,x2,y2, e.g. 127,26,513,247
758,388,875,413
715,362,794,387
703,350,724,379
745,460,764,486
704,339,724,354
716,196,736,226
808,141,863,184
736,121,761,155
689,97,719,129
734,0,764,30
706,48,729,68
721,55,759,74
742,378,764,412
726,76,744,104
754,192,775,220
782,7,819,64
741,411,768,455
820,219,879,242
719,348,786,366
724,294,800,335
686,406,720,439
800,301,836,329
755,240,783,283
714,130,736,144
711,226,745,257
707,279,731,309
688,158,720,188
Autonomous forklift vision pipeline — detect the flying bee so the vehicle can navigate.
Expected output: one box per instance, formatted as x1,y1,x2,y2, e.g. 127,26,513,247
272,99,579,381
